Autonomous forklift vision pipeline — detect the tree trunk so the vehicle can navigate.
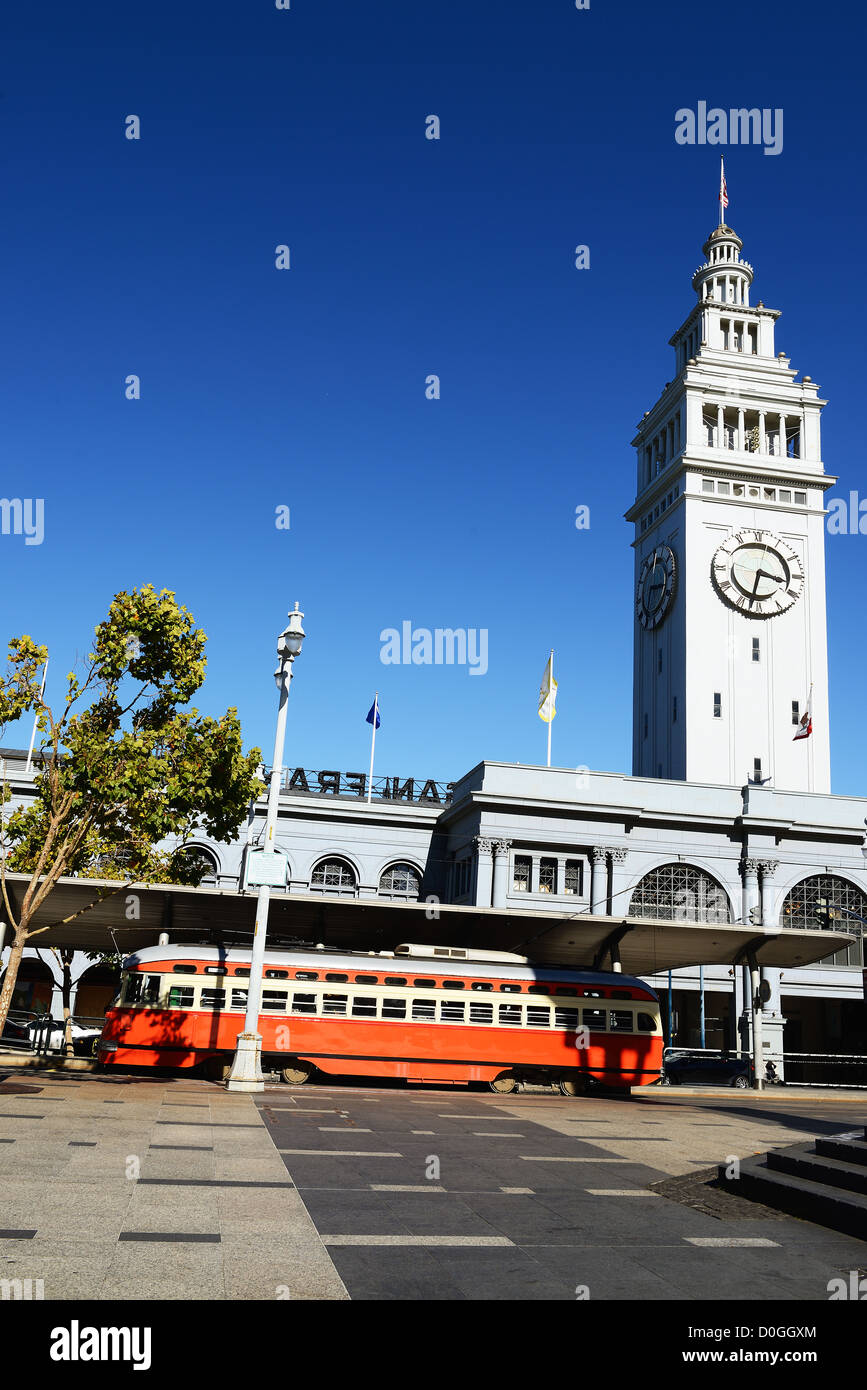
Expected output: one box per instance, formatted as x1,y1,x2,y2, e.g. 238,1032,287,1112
0,932,28,1041
60,948,75,1057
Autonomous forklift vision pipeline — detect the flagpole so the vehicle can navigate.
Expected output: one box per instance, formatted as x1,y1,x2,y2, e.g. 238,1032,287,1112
366,692,378,805
24,658,48,776
719,156,724,225
547,651,553,769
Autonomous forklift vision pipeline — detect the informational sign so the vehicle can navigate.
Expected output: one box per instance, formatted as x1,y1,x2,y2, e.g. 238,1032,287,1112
244,849,289,889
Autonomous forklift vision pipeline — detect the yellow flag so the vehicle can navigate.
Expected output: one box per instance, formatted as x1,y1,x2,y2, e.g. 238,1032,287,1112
538,653,557,723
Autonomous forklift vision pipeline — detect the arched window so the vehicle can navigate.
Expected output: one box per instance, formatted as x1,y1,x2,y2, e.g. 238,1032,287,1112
186,848,219,887
628,863,731,924
311,858,357,894
379,863,421,898
782,874,866,969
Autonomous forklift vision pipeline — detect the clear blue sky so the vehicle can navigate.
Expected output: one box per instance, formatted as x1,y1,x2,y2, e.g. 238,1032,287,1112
3,0,866,795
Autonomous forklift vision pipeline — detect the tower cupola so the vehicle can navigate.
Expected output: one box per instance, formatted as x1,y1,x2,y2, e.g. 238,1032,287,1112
692,224,754,307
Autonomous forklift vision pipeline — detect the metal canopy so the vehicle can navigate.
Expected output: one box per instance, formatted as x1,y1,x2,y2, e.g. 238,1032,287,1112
0,873,852,975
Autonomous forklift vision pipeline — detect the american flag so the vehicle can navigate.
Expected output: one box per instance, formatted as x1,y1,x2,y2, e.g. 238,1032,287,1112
719,158,729,210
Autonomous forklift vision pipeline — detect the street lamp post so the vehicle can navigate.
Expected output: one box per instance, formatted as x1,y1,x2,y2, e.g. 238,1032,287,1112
226,603,305,1092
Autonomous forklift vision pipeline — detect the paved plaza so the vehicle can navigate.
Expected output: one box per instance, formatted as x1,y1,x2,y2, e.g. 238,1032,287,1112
1,1069,865,1301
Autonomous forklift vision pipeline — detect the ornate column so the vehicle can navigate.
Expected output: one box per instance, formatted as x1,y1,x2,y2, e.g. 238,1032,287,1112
474,837,494,909
758,409,766,453
589,846,608,916
742,857,761,924
716,403,724,447
737,406,745,451
608,847,629,920
491,839,512,909
758,859,779,927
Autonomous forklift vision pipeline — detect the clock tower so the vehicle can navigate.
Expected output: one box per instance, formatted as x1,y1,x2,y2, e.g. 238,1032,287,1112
626,220,833,793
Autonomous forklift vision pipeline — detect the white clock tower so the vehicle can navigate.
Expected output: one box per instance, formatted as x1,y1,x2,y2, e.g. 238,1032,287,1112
626,219,833,793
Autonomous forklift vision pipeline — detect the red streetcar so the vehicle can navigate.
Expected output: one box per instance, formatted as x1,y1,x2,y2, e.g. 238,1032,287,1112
98,941,663,1093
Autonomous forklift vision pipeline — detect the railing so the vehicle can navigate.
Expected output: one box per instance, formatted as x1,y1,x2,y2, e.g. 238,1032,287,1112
662,1044,867,1089
1,1012,104,1059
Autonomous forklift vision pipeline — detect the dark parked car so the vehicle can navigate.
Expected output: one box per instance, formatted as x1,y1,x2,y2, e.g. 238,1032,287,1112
1,1015,31,1046
662,1049,750,1088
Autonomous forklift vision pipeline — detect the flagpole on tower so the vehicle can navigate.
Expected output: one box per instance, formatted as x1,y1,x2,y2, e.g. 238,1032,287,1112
719,156,727,226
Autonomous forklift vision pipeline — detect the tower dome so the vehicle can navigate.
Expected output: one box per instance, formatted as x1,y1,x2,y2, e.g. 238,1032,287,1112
691,224,754,307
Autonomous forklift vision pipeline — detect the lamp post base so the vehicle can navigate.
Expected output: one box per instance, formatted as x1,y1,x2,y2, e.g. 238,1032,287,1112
225,1033,265,1092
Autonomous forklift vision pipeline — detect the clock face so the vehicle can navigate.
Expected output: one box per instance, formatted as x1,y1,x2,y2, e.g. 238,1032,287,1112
712,529,805,617
637,544,677,629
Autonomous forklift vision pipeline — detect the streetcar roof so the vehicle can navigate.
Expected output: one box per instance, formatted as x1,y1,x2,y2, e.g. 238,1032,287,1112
121,942,655,993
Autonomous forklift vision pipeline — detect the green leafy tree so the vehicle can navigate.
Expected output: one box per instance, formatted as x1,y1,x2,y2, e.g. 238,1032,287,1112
0,585,262,1040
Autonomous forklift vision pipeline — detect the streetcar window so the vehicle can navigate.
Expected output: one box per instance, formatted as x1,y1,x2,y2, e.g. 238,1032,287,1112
143,976,161,1005
440,1000,465,1022
469,1002,493,1024
555,1007,580,1031
582,1008,605,1030
610,1011,634,1032
231,989,249,1010
498,984,521,993
322,994,347,1015
611,990,632,999
326,973,349,983
200,989,225,1009
352,996,378,1018
528,986,548,995
266,970,289,980
382,998,406,1019
471,982,493,992
124,976,143,1005
204,966,224,975
262,991,288,1012
168,987,194,1008
291,993,317,1014
581,989,601,997
556,987,579,997
442,980,465,990
295,971,318,981
173,964,197,974
526,1006,551,1028
499,1004,523,1026
355,974,378,985
234,968,250,977
412,999,436,1020
413,978,434,988
637,1013,657,1032
385,976,407,987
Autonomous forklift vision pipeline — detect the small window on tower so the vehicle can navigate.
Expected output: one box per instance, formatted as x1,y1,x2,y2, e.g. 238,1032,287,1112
718,481,730,496
752,638,760,663
779,489,792,504
794,491,807,505
702,478,714,493
792,701,800,726
754,758,763,780
713,693,722,719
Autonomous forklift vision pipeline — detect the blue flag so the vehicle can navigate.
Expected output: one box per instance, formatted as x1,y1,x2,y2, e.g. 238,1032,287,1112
366,698,381,729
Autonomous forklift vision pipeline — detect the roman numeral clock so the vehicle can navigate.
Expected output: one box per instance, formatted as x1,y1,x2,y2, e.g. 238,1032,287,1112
711,529,804,617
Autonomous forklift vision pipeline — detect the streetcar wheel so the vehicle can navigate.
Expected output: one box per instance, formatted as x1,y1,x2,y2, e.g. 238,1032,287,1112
559,1077,584,1097
204,1057,230,1081
489,1072,518,1094
281,1061,314,1086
